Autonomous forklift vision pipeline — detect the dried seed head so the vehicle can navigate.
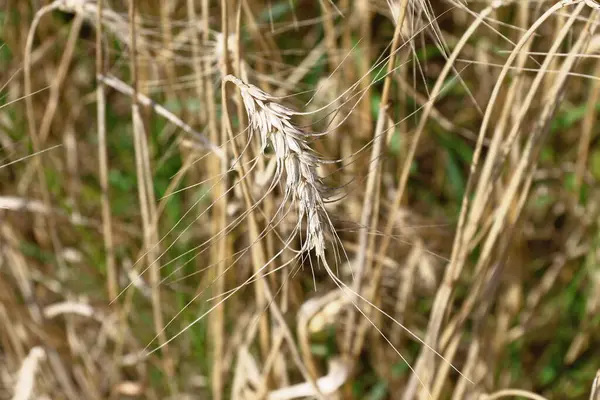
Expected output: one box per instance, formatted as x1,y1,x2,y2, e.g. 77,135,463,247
224,74,333,258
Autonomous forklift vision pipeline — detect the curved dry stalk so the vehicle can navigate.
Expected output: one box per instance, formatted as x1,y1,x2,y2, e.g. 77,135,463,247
481,389,549,400
266,357,349,400
11,347,46,400
434,4,588,365
465,0,593,244
23,0,84,279
351,0,502,360
297,290,348,379
405,2,598,396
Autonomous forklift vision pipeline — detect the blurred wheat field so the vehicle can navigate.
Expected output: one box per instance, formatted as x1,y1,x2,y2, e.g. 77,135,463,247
2,0,600,399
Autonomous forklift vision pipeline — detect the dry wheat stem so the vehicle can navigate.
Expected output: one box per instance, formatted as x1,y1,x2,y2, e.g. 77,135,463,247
346,0,410,356
405,1,591,395
23,0,78,278
472,5,587,282
407,1,598,397
575,59,600,190
373,2,505,370
127,0,176,390
590,370,600,400
95,0,117,303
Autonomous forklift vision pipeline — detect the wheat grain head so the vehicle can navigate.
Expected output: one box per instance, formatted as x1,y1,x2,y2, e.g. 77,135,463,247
224,74,334,261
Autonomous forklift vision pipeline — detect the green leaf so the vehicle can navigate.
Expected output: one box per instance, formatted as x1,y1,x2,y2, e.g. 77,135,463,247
366,381,388,400
446,149,466,199
109,169,135,191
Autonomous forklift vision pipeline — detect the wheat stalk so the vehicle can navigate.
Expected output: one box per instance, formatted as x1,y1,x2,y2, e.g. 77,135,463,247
223,75,333,260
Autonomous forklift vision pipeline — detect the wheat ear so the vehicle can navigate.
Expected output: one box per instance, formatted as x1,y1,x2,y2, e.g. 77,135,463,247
223,75,333,260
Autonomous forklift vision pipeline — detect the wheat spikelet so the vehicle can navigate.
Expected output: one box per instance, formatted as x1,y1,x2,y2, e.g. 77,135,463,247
224,75,333,260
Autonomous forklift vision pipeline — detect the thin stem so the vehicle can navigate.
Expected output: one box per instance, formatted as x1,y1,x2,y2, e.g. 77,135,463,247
343,0,410,356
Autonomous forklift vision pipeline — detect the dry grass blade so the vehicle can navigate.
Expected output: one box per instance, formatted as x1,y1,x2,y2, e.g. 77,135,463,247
127,0,174,392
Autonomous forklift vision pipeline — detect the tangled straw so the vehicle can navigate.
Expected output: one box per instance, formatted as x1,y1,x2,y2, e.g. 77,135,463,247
223,75,334,259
